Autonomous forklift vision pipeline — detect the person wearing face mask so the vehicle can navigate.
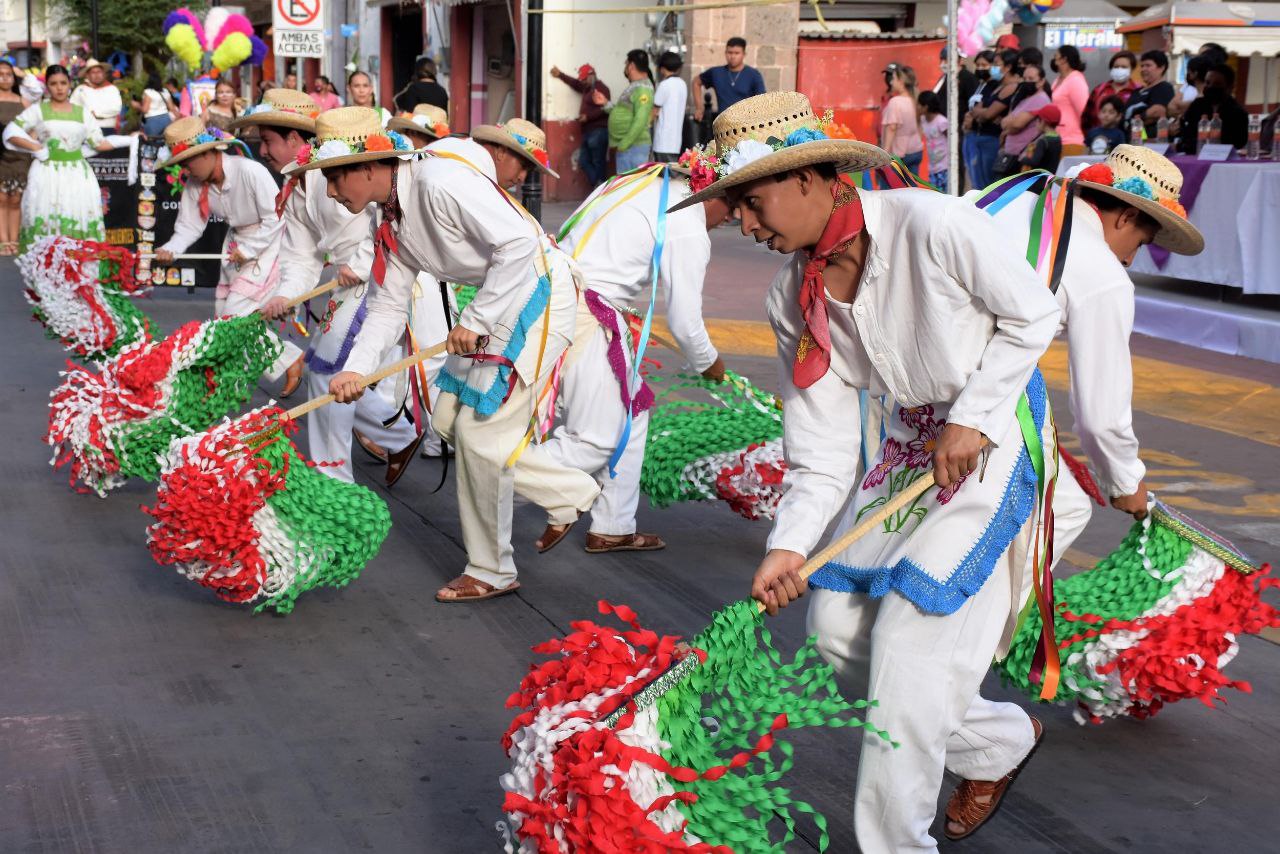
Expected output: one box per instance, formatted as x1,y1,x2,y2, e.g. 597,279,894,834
1050,45,1088,155
1176,64,1248,154
1084,51,1138,131
993,64,1048,179
961,50,999,189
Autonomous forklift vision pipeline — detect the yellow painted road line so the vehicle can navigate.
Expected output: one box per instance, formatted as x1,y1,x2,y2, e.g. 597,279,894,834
658,317,1280,450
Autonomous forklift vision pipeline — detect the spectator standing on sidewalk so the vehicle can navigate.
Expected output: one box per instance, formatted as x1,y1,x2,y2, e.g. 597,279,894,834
394,57,449,113
652,52,687,163
881,64,924,174
551,63,611,185
692,37,765,125
593,49,654,173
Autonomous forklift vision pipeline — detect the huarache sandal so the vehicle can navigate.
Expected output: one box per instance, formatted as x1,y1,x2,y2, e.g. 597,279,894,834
944,716,1044,841
435,574,520,603
535,519,577,553
584,532,666,553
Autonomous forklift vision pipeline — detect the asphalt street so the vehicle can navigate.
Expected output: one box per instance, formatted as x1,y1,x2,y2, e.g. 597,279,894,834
2,217,1278,852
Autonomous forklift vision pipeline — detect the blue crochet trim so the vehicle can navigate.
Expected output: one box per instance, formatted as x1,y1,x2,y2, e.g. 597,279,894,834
304,295,368,375
434,273,552,416
809,371,1048,615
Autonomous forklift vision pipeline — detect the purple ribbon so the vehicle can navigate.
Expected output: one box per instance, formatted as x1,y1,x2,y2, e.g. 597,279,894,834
584,290,654,416
1148,154,1241,268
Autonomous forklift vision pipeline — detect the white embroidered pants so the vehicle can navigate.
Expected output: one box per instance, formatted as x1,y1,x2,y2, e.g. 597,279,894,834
806,540,1037,853
432,377,600,590
304,370,418,483
517,300,648,536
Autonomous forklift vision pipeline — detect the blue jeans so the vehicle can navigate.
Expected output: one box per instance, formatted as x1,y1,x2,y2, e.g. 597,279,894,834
963,133,1000,193
142,114,172,138
901,149,924,175
930,169,949,193
580,127,608,186
616,142,650,174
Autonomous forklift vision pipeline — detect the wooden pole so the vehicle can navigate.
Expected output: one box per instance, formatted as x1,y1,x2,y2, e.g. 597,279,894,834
282,341,449,421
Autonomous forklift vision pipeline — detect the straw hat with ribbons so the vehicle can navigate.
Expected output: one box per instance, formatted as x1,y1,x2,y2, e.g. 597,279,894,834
228,88,321,134
283,106,424,175
387,104,451,141
471,118,559,179
157,116,246,169
1074,145,1204,255
669,92,890,213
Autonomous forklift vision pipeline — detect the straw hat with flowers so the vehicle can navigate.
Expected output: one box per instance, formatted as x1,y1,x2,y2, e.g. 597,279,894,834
1074,145,1204,255
157,116,245,169
471,118,559,179
669,92,889,212
283,106,424,175
387,103,451,141
228,88,321,134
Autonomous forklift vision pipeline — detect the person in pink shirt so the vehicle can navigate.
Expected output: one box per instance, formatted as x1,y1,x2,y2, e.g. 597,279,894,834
1051,45,1089,155
309,76,341,111
880,64,925,173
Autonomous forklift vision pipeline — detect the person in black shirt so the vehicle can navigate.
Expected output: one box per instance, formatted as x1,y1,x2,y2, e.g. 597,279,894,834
394,57,449,114
1125,50,1175,137
1177,64,1249,154
934,45,979,118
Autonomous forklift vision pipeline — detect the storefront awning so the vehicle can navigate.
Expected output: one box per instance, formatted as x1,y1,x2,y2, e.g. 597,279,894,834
1119,2,1280,56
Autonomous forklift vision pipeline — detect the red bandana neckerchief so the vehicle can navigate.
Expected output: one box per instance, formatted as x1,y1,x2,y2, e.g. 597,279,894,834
198,181,211,220
372,166,402,286
793,176,865,389
274,175,299,218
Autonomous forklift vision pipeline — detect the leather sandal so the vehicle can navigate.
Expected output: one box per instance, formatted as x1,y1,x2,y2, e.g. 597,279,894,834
353,429,388,463
944,716,1044,841
385,431,427,488
435,573,520,603
535,518,577,553
584,532,666,554
279,356,305,399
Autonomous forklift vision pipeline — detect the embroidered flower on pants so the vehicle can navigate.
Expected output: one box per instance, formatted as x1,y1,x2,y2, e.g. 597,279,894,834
905,417,944,469
937,472,969,505
862,438,906,490
900,404,934,430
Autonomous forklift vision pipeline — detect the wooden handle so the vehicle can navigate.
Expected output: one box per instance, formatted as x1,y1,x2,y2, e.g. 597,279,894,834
277,279,340,312
755,472,937,613
282,340,449,421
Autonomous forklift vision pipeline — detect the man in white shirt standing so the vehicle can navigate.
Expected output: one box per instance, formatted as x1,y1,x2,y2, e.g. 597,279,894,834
70,60,123,132
968,148,1204,588
651,53,688,163
306,108,599,603
519,155,729,554
671,92,1062,852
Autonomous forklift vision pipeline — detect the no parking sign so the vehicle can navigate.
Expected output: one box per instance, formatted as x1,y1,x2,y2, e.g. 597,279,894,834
273,0,324,58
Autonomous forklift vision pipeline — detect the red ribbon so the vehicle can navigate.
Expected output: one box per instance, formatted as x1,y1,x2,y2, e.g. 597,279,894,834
198,182,211,220
794,177,865,389
274,176,297,218
370,218,398,286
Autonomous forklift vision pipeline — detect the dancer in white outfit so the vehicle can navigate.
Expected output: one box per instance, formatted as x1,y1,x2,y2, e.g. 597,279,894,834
153,116,304,391
239,89,424,485
524,163,730,553
674,92,1062,851
299,108,598,603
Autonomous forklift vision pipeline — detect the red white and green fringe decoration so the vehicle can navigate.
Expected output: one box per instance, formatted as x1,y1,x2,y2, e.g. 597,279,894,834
500,600,894,852
145,406,392,614
18,236,156,362
641,371,787,521
46,315,281,495
996,499,1278,724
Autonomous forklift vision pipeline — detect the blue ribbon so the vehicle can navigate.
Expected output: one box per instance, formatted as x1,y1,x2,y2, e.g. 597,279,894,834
606,165,670,477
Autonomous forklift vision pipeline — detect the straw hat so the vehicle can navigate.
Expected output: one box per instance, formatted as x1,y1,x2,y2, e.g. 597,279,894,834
157,116,238,169
228,88,321,134
386,103,450,140
283,106,425,175
1074,145,1204,255
471,118,560,179
668,92,889,212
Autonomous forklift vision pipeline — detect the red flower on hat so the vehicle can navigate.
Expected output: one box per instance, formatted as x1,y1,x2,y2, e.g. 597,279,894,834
533,149,549,167
364,133,394,152
1078,163,1114,185
295,143,312,166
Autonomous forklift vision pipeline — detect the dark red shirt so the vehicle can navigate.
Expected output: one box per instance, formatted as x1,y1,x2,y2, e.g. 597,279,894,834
553,70,611,133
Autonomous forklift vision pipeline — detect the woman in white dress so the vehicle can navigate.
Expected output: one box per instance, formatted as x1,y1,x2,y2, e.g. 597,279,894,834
2,65,117,251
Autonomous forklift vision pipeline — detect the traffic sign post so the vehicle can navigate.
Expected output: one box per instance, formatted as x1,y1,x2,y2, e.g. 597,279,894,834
274,0,324,69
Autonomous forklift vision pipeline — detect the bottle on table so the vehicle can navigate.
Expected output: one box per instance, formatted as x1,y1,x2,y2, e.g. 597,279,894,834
1208,110,1222,146
1197,116,1211,154
1247,114,1262,161
1130,117,1144,146
1156,117,1170,143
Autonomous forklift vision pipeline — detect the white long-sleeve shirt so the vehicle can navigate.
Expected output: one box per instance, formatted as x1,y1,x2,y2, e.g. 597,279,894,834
70,83,122,129
159,154,283,262
559,179,718,372
976,191,1145,497
272,169,374,301
765,187,1060,557
345,156,574,381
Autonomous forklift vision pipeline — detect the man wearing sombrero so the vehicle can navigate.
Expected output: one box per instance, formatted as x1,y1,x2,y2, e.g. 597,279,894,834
678,92,1062,851
468,118,559,191
153,115,303,394
70,59,122,132
387,103,451,150
516,154,731,555
293,107,599,603
232,90,425,486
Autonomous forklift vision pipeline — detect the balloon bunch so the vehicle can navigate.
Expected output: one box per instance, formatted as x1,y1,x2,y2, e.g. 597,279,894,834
956,0,1065,56
163,7,267,75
